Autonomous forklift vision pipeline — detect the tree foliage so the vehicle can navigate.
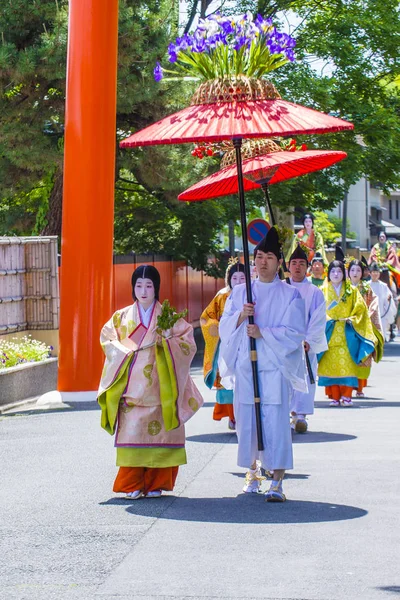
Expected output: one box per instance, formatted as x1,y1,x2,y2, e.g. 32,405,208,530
1,0,400,274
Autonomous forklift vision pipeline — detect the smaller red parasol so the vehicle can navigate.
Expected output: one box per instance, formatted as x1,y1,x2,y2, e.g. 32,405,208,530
178,150,347,202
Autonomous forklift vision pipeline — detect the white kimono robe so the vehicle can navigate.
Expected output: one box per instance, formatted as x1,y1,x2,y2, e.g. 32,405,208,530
370,280,397,342
219,276,306,471
289,278,328,416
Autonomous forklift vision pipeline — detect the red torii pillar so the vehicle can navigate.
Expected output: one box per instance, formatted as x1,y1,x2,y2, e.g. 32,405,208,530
58,0,119,392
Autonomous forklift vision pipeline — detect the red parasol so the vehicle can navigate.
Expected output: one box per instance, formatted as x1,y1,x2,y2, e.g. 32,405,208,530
119,78,353,452
178,149,347,202
120,101,353,148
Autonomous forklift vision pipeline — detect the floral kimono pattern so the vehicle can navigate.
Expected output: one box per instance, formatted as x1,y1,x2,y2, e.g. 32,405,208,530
98,301,203,467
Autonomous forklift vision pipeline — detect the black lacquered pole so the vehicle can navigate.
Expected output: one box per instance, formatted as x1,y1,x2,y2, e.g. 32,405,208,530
233,138,264,451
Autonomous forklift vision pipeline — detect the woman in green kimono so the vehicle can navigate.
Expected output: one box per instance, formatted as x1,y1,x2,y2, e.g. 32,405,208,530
317,253,376,407
287,213,327,265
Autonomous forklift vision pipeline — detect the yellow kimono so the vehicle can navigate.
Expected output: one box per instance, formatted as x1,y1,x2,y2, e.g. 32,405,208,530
200,287,233,405
318,281,376,388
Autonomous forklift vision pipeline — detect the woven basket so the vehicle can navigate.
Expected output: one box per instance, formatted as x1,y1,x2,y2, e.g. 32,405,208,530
190,76,281,106
221,138,282,168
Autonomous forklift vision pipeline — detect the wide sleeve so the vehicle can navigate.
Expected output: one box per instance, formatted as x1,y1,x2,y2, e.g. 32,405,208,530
315,231,328,265
257,289,308,392
218,287,246,380
97,310,135,435
306,289,328,354
200,291,226,387
156,318,204,428
345,288,376,364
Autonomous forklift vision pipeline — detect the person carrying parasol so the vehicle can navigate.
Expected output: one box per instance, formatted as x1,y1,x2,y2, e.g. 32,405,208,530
219,226,307,502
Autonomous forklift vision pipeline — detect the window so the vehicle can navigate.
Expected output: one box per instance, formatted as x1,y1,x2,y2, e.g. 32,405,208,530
389,199,392,219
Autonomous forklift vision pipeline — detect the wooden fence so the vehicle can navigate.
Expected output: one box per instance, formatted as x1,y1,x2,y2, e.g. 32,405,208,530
0,237,59,334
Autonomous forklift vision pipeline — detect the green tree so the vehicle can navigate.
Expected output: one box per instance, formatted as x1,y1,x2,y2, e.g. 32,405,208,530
1,0,400,275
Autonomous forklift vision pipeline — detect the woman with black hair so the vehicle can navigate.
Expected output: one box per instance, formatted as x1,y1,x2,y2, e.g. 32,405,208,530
97,265,203,499
317,252,375,407
348,259,384,397
200,258,246,430
287,213,327,264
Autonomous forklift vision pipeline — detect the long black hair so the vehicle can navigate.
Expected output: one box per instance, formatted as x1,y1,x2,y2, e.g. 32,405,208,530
131,265,161,301
327,260,346,282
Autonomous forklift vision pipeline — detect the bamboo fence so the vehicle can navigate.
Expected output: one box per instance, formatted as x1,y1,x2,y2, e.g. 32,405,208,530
0,237,59,334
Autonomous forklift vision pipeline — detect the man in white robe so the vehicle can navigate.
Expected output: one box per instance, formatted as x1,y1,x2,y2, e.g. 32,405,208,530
288,245,328,433
370,263,397,342
219,227,307,502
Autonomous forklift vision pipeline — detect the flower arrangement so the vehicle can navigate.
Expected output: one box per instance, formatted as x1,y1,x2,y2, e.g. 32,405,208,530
189,137,306,161
340,280,353,303
156,300,188,336
154,12,296,82
0,336,52,370
280,138,308,152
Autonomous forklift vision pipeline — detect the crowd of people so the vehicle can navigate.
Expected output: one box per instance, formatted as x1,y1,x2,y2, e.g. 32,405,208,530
96,217,400,504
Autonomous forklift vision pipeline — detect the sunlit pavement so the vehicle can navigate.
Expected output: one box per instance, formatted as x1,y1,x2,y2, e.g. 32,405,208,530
0,337,399,600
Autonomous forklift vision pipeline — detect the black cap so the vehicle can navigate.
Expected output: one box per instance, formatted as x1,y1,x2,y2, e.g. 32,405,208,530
335,245,345,263
311,251,324,264
254,226,281,260
289,243,308,263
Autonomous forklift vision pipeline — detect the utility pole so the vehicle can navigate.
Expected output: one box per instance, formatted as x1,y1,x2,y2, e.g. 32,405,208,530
342,190,348,254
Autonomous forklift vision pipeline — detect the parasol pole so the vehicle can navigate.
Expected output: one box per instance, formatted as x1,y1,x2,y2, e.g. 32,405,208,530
233,138,264,452
260,181,290,278
260,181,315,384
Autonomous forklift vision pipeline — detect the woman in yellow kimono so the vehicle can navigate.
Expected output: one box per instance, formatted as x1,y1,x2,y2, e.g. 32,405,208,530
287,213,327,264
200,259,245,430
348,259,384,398
97,265,203,500
318,256,376,407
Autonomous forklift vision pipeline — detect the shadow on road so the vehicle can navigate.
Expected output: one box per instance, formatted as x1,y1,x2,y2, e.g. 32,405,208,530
122,495,368,524
187,431,237,443
293,431,357,443
229,471,311,480
315,400,400,409
376,586,400,594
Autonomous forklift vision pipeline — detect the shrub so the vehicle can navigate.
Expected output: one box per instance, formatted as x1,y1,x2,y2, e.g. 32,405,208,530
0,336,52,370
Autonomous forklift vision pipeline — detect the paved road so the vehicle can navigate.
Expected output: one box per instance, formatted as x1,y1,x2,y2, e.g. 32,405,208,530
0,340,399,600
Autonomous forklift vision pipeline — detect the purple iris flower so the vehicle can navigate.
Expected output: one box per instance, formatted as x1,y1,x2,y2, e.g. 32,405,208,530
285,49,295,61
168,42,178,63
192,37,207,53
153,61,163,82
233,35,249,51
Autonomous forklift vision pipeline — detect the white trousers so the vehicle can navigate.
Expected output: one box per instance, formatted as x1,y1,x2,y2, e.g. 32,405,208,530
290,352,317,416
234,394,293,472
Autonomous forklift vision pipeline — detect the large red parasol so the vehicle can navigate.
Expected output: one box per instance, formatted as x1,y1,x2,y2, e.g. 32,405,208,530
120,100,353,148
178,149,347,202
120,77,353,452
